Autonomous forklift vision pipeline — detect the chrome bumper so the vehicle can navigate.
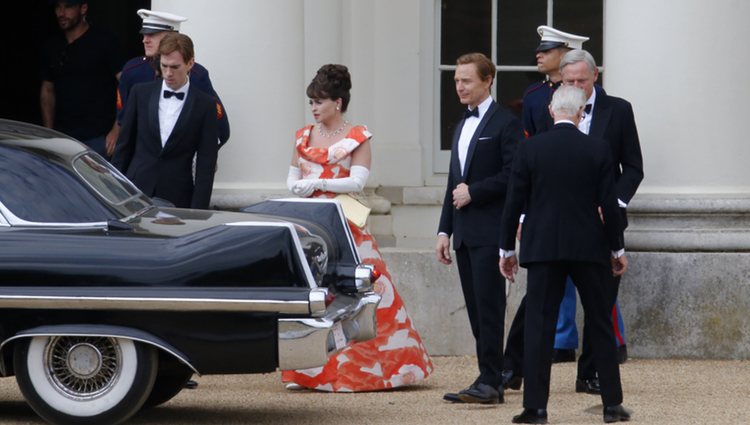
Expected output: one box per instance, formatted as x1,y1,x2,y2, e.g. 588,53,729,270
277,292,380,370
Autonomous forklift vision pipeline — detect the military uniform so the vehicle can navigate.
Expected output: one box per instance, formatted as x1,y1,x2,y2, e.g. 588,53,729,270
521,79,560,138
117,56,229,146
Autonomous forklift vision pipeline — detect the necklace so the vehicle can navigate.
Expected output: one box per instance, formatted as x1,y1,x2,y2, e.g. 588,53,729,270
318,120,350,138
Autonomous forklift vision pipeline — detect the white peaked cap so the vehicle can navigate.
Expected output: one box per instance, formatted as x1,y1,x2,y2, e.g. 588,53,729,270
138,9,188,34
536,25,589,51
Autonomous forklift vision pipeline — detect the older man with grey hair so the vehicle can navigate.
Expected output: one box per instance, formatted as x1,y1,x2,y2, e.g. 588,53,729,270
559,49,644,395
499,85,632,424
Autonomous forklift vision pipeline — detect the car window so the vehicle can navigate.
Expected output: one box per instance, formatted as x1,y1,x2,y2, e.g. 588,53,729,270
0,146,114,223
73,153,150,216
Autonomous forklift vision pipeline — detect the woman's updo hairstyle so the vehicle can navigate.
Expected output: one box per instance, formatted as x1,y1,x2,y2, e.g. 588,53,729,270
306,64,352,112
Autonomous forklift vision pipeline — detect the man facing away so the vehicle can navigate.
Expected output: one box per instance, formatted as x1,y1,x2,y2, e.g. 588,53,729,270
40,0,124,157
504,27,592,387
106,9,230,156
499,85,631,424
503,47,644,395
436,52,521,405
112,33,218,210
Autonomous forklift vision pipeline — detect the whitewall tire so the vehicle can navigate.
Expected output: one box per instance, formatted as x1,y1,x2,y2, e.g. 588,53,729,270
14,335,157,425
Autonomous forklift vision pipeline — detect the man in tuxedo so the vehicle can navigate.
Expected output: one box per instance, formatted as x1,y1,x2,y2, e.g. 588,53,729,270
502,48,644,395
436,52,521,404
112,32,218,209
503,27,590,389
106,9,230,156
499,85,631,424
560,49,644,394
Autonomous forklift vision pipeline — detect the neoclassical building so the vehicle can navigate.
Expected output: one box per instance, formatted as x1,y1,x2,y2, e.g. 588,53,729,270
154,0,750,358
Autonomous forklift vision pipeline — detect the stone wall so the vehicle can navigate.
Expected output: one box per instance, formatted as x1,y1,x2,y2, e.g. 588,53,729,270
383,249,750,360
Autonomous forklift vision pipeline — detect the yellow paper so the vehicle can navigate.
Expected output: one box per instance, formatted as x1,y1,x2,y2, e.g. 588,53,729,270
335,194,371,228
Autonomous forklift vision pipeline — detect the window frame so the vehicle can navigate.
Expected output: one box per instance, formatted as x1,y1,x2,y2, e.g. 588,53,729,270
433,0,603,173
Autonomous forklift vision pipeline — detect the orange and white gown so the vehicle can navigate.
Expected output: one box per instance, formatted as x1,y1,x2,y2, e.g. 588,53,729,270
282,124,433,392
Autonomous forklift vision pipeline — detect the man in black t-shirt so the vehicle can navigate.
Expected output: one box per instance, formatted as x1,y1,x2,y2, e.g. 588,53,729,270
40,0,124,158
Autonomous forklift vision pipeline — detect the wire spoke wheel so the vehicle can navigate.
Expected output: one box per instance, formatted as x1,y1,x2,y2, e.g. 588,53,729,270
15,335,157,425
46,336,121,400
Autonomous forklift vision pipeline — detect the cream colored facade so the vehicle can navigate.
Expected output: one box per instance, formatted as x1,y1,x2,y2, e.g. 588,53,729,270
154,0,750,225
150,0,750,358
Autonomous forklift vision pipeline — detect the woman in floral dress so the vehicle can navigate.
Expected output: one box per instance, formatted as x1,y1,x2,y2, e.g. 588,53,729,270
283,64,433,392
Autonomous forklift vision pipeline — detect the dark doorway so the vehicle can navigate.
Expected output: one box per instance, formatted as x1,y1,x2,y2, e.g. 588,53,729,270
0,0,150,125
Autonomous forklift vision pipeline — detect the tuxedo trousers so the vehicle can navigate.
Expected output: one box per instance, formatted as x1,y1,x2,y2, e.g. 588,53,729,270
523,261,623,409
455,245,506,387
504,271,622,378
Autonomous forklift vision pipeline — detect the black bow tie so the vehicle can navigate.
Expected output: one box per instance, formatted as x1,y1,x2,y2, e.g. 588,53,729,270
584,104,592,114
464,108,479,119
163,90,185,100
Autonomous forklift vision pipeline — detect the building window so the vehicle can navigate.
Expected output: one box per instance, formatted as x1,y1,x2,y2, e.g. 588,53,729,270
436,0,603,169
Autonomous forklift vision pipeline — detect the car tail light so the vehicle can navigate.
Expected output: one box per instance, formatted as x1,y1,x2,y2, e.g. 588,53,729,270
370,267,381,282
324,290,336,307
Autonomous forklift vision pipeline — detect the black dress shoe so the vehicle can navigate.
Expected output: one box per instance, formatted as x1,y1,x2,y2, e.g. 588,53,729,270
617,344,628,364
501,369,523,390
575,377,601,394
457,382,503,404
512,408,548,424
184,379,198,389
551,348,576,363
442,391,463,403
603,404,632,422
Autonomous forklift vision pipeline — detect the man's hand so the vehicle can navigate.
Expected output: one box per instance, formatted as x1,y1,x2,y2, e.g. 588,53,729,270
612,254,628,277
105,123,120,157
516,223,522,241
436,234,452,265
499,255,518,282
452,183,471,209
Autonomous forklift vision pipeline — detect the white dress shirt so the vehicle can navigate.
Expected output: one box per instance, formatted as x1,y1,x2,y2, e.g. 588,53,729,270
159,80,190,147
578,88,597,136
457,96,493,175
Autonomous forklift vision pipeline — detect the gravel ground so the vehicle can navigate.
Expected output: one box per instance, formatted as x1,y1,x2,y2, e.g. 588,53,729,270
0,356,748,424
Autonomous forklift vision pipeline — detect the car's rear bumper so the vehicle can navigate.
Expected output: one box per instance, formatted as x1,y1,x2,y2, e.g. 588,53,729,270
277,292,380,370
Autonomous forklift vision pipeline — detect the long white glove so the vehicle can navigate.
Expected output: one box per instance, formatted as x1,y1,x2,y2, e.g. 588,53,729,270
286,166,301,192
318,165,369,193
287,166,315,197
288,165,370,197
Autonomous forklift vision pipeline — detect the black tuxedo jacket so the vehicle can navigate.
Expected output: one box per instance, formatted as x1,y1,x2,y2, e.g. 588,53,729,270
589,86,643,208
525,86,643,209
438,100,522,249
113,81,218,209
499,123,623,266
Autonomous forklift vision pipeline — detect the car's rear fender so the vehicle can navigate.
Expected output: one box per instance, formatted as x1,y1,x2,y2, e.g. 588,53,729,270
0,324,198,377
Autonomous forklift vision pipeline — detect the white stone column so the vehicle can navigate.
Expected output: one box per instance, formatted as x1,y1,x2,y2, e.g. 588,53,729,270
153,0,306,204
605,0,750,194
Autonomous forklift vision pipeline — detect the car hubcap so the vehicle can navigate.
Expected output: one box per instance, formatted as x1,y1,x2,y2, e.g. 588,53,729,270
45,336,122,399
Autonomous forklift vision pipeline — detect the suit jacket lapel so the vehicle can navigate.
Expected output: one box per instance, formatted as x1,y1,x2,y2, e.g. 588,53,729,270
589,85,611,138
148,84,161,148
450,118,464,179
462,101,496,179
162,88,196,154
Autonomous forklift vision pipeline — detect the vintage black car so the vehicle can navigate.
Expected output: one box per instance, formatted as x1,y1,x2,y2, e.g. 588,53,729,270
0,119,380,424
